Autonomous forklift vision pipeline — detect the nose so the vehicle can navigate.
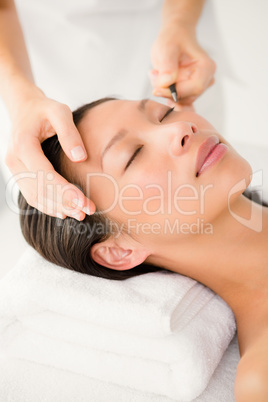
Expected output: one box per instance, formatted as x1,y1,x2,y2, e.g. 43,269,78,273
168,122,197,157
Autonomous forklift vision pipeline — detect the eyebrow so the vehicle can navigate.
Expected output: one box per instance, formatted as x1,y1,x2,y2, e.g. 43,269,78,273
100,98,149,168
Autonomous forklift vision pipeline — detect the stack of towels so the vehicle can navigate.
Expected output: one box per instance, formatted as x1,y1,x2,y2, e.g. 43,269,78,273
0,247,236,401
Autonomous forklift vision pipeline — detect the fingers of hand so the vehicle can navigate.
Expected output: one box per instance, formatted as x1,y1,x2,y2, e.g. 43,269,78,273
150,34,181,86
150,48,180,90
6,143,96,220
152,58,216,104
6,99,94,219
10,99,87,163
60,183,96,220
149,69,178,90
47,103,87,162
35,180,95,221
150,63,191,89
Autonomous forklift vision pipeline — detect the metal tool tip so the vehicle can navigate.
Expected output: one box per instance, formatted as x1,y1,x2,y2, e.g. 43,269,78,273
171,91,177,103
169,83,177,103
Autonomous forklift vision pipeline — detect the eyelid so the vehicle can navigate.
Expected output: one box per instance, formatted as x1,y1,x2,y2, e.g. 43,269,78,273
125,145,143,170
160,106,175,122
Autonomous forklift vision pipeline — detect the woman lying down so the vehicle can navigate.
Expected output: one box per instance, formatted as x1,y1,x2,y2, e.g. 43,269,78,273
19,97,268,401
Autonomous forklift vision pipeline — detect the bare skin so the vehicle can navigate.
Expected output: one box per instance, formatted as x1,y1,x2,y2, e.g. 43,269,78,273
146,195,268,354
0,0,215,218
65,99,268,401
145,183,268,401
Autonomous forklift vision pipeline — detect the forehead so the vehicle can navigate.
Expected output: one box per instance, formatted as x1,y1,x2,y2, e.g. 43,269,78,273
77,99,138,133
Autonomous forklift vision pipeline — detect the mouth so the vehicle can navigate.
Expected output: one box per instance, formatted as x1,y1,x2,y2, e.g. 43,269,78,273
195,136,228,177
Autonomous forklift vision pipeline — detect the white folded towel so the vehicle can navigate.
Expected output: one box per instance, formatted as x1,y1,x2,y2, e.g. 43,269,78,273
0,336,240,402
0,248,229,337
0,247,236,401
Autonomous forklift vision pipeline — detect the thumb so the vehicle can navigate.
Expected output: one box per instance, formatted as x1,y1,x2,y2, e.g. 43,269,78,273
151,43,180,88
48,104,87,162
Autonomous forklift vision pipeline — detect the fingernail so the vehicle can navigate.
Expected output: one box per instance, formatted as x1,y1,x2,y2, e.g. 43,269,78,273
56,212,64,219
72,198,84,208
70,211,82,221
82,206,93,215
71,146,86,161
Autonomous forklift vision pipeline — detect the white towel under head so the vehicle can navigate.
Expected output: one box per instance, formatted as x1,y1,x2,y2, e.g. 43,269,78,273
0,248,222,337
0,247,236,401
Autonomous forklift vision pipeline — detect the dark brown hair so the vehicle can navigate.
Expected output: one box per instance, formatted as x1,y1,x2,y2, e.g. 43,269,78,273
18,98,162,280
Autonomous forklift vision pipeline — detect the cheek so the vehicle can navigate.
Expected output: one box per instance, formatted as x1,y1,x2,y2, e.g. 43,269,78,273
107,169,204,227
108,170,170,221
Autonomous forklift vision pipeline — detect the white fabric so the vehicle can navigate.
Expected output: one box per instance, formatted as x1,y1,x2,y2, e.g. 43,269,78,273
0,0,227,179
1,0,163,178
0,248,236,401
0,249,224,338
0,335,240,402
15,0,163,108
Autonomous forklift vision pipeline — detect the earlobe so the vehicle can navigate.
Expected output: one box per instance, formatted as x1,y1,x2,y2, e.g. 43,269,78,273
91,243,150,271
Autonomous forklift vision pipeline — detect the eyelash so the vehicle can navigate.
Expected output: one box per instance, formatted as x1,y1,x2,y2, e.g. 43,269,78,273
125,145,144,170
125,107,174,170
160,107,175,122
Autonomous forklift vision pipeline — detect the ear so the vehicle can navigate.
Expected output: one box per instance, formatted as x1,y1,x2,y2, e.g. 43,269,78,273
91,240,150,271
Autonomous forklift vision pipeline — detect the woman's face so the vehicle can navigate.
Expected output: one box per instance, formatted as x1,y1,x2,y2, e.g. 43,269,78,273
68,99,252,247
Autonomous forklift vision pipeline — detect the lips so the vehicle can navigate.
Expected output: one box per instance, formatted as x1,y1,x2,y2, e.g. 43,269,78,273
195,136,227,177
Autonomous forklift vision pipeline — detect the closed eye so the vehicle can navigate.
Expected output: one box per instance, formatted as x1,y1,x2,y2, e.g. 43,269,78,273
160,107,175,122
125,145,143,170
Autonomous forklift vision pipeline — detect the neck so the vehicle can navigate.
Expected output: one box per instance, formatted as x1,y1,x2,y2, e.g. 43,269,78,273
149,195,268,314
